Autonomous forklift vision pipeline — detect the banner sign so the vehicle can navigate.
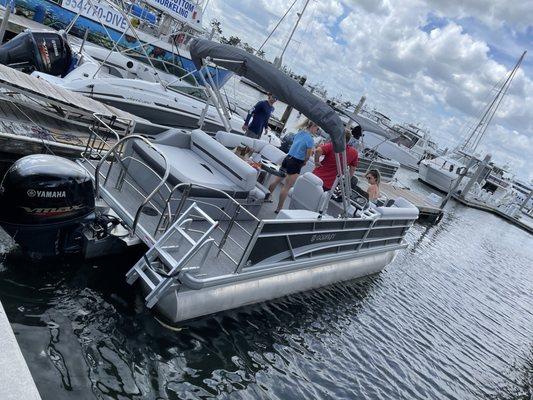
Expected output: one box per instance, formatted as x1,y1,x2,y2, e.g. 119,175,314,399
62,0,129,33
144,0,200,25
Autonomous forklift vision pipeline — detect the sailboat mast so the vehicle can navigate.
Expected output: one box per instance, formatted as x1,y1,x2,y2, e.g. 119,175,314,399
274,0,311,68
461,51,527,153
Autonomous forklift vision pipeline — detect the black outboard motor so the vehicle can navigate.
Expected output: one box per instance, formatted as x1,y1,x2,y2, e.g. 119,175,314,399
0,155,94,257
0,30,72,76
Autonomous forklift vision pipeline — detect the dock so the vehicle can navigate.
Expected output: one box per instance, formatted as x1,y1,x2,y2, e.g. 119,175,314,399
358,179,443,221
0,300,42,400
453,195,533,234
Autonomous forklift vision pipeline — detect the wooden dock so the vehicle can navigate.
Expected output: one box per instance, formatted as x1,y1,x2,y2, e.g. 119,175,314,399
358,179,443,221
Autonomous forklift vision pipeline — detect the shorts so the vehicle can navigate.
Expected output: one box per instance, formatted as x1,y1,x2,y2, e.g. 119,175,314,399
245,129,261,139
281,155,305,175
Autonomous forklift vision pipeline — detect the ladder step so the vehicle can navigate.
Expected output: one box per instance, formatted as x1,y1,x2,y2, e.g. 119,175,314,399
175,227,195,245
135,268,159,290
157,248,179,269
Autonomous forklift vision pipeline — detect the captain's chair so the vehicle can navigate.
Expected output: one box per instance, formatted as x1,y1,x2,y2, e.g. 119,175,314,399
288,172,329,212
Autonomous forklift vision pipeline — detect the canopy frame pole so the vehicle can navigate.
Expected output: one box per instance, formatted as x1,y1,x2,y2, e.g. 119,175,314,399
197,67,231,132
334,153,349,217
204,58,233,128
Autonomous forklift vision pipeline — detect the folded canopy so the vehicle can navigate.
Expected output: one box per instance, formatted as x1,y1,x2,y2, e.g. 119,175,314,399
189,39,346,153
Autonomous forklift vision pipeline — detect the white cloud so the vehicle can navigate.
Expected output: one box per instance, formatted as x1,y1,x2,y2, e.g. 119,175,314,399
203,0,532,180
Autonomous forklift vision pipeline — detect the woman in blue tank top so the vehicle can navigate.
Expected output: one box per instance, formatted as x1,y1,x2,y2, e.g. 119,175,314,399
268,119,318,213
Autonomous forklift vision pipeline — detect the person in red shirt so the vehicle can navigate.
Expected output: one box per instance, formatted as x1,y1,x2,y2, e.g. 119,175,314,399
312,129,359,190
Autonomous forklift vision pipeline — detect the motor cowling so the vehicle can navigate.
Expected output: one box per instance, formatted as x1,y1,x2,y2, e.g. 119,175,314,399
0,30,72,76
0,155,94,256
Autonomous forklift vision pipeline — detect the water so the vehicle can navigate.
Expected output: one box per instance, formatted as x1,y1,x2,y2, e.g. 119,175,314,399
0,170,532,400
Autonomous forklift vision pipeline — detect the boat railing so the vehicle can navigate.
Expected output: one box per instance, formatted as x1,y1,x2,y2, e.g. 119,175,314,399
94,135,172,235
81,113,135,160
156,183,261,269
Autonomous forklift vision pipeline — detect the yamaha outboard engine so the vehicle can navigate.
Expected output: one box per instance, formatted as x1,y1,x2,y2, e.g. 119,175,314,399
0,155,94,257
0,30,72,76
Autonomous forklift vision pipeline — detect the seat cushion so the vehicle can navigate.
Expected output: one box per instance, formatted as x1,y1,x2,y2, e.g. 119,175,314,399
191,130,257,191
289,172,328,212
259,144,285,164
276,209,332,220
131,141,250,198
215,131,268,152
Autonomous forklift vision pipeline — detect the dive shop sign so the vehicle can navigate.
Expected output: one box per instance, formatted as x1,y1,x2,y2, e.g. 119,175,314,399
144,0,200,25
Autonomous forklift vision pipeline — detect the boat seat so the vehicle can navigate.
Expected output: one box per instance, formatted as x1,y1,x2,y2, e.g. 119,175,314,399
130,129,258,199
276,209,332,220
374,197,419,220
288,172,329,212
259,144,285,164
215,130,285,164
215,131,267,151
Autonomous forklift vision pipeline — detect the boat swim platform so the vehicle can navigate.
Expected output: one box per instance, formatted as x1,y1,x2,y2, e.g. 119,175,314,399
358,179,443,221
452,195,533,234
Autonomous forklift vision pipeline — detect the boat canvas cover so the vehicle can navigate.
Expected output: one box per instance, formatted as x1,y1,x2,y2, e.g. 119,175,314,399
189,39,345,153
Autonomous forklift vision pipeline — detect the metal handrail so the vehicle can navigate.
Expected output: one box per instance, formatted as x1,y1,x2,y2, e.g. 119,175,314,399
162,182,260,225
95,135,170,233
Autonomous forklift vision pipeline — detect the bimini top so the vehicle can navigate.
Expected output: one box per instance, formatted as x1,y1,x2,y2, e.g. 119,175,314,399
189,38,346,153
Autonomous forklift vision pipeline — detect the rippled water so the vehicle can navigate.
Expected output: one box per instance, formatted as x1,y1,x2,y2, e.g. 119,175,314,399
0,170,532,400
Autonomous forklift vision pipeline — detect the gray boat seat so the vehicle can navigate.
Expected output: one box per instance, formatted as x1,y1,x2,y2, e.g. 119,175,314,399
276,209,333,220
131,129,259,199
215,130,285,164
215,131,266,151
288,172,329,212
374,197,419,220
259,144,285,164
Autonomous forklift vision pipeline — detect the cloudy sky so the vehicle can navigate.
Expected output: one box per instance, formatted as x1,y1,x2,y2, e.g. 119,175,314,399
202,0,532,182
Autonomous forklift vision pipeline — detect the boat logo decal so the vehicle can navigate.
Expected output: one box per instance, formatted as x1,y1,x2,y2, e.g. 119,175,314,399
20,204,83,215
27,190,66,198
310,233,336,242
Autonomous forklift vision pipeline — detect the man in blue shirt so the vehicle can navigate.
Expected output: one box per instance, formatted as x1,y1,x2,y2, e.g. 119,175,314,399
242,92,277,139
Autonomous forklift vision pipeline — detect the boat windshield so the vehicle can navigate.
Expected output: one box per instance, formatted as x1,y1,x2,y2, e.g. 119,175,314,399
168,85,208,101
127,54,198,86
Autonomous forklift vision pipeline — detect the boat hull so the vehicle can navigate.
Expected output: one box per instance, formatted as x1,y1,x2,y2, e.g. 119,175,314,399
363,131,421,170
145,249,398,323
418,161,457,193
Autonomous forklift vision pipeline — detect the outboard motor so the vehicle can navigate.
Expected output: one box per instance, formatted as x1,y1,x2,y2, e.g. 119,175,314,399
0,155,94,257
0,30,72,76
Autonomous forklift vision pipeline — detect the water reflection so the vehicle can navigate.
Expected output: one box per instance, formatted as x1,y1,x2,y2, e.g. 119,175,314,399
0,176,532,399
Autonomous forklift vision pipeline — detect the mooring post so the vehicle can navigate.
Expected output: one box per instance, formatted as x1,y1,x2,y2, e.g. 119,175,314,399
459,154,492,200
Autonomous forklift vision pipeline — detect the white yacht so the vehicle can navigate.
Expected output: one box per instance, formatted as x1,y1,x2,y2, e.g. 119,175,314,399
362,123,439,171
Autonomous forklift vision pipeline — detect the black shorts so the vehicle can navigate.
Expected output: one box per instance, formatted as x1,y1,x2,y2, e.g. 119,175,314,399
245,129,261,139
281,155,305,175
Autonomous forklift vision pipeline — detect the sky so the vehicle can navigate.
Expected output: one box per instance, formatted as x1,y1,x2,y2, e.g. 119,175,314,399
201,0,533,183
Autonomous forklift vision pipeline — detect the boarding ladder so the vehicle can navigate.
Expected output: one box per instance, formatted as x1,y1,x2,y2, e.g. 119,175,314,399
126,202,218,308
